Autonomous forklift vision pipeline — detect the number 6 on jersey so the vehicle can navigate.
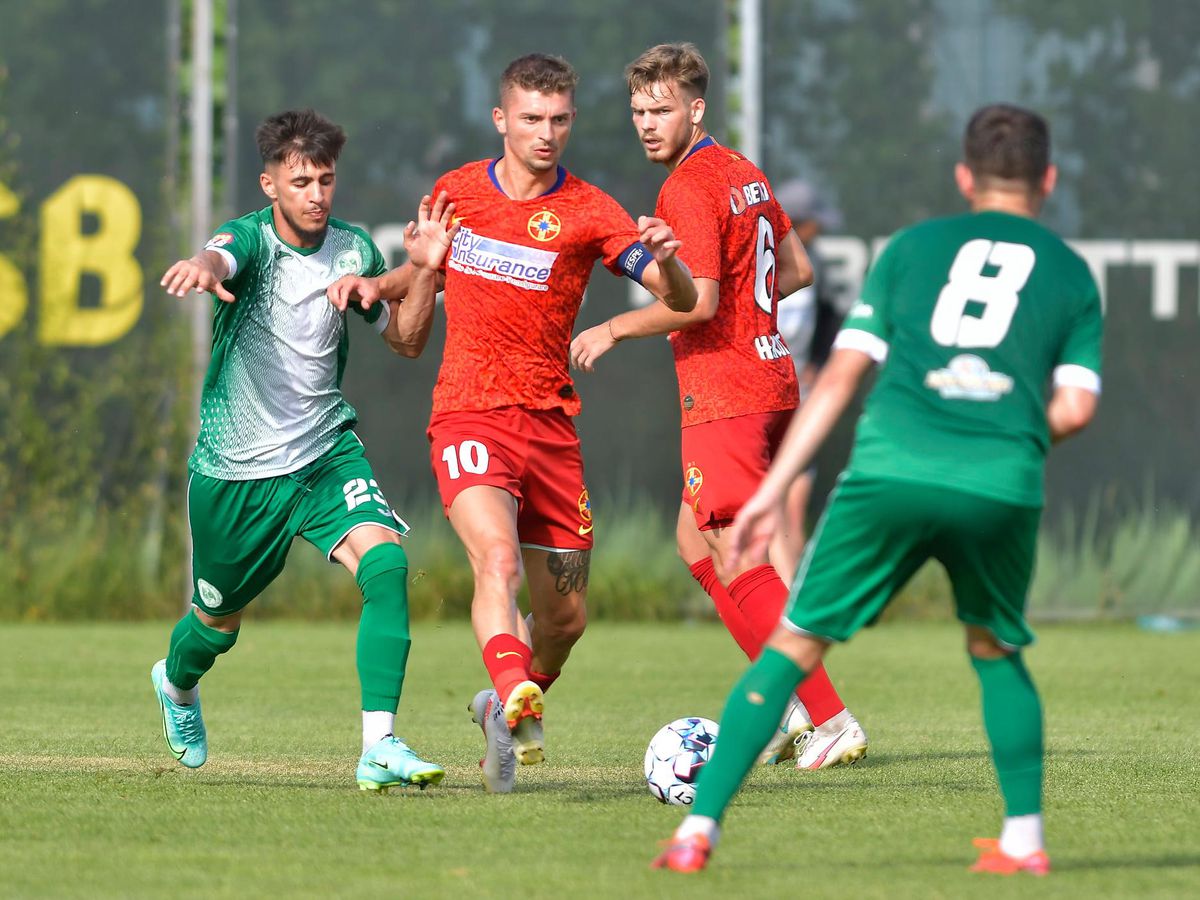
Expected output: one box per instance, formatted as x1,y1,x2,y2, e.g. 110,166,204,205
930,239,1035,348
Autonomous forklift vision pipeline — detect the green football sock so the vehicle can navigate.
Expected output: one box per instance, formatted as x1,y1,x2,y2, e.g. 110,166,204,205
166,608,239,690
971,653,1044,817
692,647,805,822
355,543,412,712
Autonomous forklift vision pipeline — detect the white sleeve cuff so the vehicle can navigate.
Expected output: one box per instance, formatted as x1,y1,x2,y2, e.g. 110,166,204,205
834,328,889,363
210,247,238,279
1053,364,1101,394
373,300,392,335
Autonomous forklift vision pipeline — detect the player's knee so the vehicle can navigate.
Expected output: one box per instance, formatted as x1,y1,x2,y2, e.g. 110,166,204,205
355,542,409,590
478,544,524,594
965,625,1009,660
195,607,242,633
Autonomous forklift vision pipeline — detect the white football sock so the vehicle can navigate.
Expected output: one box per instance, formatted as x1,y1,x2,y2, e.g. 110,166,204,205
999,813,1044,858
162,676,197,706
676,815,720,847
362,710,395,752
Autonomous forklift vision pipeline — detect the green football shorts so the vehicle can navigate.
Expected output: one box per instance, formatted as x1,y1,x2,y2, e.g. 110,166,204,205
186,430,409,616
783,473,1042,649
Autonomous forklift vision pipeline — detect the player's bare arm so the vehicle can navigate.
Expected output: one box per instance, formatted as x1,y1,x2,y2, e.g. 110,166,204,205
1047,384,1098,444
637,215,697,313
161,250,235,303
775,228,815,297
726,347,874,569
382,192,458,358
570,276,716,373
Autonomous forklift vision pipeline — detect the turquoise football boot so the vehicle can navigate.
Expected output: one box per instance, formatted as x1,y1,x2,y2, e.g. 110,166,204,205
356,736,445,793
151,659,208,768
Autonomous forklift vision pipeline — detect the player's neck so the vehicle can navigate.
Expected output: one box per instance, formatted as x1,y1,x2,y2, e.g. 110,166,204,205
271,205,325,249
664,128,711,172
970,190,1042,219
494,156,558,201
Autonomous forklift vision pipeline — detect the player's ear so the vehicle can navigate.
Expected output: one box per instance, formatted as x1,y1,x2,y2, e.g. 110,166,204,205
690,97,705,126
954,162,974,202
492,106,506,136
1041,164,1058,199
260,170,277,201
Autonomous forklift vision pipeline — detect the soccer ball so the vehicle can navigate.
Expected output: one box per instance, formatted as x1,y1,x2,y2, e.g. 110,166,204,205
644,716,719,805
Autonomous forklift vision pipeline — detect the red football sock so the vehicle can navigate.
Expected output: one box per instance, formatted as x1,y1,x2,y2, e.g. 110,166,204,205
529,669,559,694
728,564,847,726
689,557,758,657
482,634,532,705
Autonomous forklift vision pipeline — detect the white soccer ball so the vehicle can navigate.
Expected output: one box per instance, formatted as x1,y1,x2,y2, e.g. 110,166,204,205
644,716,719,805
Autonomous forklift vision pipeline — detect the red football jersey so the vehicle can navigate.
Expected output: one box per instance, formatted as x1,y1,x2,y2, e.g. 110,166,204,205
656,140,800,426
431,159,644,416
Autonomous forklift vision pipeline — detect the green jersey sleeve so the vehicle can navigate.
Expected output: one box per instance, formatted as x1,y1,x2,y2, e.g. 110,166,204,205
836,230,907,361
1056,278,1103,379
345,229,389,326
203,210,265,286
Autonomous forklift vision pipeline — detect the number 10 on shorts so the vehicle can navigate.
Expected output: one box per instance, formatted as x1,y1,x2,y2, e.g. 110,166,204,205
441,440,489,480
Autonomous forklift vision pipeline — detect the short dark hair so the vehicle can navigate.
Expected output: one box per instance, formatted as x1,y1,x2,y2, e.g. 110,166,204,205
499,54,579,103
625,43,710,99
963,104,1050,187
255,109,346,167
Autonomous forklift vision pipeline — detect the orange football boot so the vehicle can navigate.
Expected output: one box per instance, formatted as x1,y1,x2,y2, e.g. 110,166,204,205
969,837,1050,876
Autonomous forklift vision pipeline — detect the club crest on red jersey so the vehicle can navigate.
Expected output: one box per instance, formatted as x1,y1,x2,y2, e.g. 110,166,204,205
528,210,562,242
685,465,704,496
577,488,593,536
729,188,748,216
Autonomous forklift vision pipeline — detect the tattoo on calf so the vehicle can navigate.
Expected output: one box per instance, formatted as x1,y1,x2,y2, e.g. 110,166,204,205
547,550,590,596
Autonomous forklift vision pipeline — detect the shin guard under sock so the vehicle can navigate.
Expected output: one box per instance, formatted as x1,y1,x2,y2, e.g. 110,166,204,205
166,608,239,691
692,648,806,821
971,653,1044,817
355,543,412,712
483,634,533,704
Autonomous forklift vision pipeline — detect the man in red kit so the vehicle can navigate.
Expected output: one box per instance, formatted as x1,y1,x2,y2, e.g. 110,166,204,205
571,42,866,771
329,53,696,793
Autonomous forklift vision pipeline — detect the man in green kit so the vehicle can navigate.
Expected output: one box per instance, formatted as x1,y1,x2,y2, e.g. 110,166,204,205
152,108,456,792
653,103,1103,875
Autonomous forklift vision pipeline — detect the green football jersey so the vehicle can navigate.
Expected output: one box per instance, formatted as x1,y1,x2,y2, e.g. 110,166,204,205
187,207,388,480
838,210,1103,506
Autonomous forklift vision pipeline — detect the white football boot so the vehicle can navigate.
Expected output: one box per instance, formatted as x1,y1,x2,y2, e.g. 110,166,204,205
758,696,813,765
470,689,518,793
794,709,868,770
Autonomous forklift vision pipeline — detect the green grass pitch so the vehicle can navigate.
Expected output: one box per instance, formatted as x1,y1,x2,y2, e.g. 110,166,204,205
1,621,1196,898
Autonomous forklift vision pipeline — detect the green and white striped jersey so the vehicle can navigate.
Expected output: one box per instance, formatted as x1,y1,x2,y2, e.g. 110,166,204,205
188,207,387,480
836,210,1103,507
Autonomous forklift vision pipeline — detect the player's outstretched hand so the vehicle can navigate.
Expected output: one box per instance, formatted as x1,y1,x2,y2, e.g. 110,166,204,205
726,486,785,574
327,275,382,312
405,191,459,271
160,255,235,303
570,323,618,373
637,215,682,263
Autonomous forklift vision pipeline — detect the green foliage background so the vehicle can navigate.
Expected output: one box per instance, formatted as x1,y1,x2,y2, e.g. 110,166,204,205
2,1,1199,621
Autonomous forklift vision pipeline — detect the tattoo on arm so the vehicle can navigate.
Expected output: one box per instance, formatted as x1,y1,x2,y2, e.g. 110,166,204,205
546,550,590,596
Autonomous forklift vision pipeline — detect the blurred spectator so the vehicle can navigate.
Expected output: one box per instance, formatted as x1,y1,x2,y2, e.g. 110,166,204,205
772,180,844,582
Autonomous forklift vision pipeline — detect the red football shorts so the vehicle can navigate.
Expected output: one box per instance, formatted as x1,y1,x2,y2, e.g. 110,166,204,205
427,407,594,550
680,408,794,531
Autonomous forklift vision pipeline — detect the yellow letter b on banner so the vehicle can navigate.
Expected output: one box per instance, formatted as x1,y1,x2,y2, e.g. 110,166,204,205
38,175,143,346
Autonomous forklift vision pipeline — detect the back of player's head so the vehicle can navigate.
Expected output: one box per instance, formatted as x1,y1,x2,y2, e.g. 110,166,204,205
499,54,579,104
625,43,710,99
256,109,346,168
963,104,1050,189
